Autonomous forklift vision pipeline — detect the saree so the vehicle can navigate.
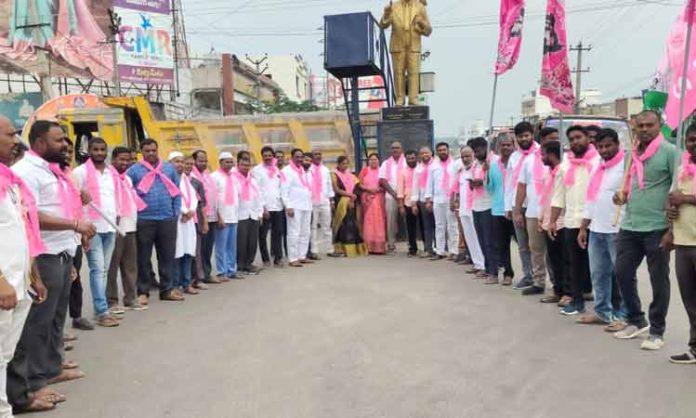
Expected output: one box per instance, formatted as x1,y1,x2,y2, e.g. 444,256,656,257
331,170,367,257
358,167,387,255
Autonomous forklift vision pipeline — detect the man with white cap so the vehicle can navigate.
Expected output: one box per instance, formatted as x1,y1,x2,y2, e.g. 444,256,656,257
210,152,241,280
169,151,199,297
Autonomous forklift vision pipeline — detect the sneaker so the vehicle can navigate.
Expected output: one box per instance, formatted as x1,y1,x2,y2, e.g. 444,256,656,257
614,325,650,340
522,286,544,296
669,352,696,364
641,335,665,351
72,317,95,331
95,315,119,328
125,302,148,311
513,277,534,290
560,304,584,316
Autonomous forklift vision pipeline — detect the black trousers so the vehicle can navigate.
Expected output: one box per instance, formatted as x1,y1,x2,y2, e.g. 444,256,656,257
405,205,419,254
237,218,260,271
69,245,83,319
546,229,569,297
492,216,515,278
616,229,671,337
564,228,591,309
259,211,285,264
7,253,72,409
473,210,497,276
198,221,217,281
417,201,435,254
676,246,696,353
136,219,177,297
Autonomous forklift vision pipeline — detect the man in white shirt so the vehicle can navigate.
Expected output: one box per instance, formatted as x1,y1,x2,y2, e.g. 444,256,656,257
0,116,50,415
9,120,96,411
309,150,336,259
282,149,313,267
412,146,435,257
211,152,240,280
379,141,405,253
106,147,145,312
469,137,498,282
191,150,218,283
235,151,264,274
425,142,458,260
451,146,486,272
252,146,286,267
169,152,198,296
577,129,626,325
72,138,120,327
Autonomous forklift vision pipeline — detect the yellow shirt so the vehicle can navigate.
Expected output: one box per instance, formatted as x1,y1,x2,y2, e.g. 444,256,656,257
673,176,696,246
551,156,600,229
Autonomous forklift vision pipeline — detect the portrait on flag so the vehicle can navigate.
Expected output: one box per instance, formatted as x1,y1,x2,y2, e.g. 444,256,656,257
495,0,525,75
540,0,575,114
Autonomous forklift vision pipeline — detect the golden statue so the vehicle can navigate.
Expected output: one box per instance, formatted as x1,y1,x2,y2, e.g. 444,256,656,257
380,0,432,107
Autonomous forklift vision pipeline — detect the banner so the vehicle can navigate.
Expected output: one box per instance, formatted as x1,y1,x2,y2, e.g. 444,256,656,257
656,0,696,129
115,0,174,84
494,0,525,75
539,0,575,114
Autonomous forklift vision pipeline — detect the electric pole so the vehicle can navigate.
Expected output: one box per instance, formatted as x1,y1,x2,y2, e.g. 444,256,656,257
570,41,591,114
245,54,269,113
107,9,122,97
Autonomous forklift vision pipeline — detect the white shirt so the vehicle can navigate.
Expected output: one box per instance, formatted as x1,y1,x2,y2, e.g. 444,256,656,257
281,165,312,211
236,173,264,221
119,176,137,234
13,153,78,256
457,166,474,217
425,157,457,204
583,159,624,234
378,155,405,192
410,161,431,204
211,170,241,224
471,160,492,212
504,151,525,212
72,163,117,234
251,164,283,212
310,164,335,206
517,155,544,218
0,187,30,300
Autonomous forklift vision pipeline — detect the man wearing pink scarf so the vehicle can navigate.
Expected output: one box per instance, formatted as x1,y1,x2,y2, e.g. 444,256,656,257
397,150,419,257
10,120,96,412
191,150,218,285
309,150,336,259
252,146,286,267
72,138,120,328
425,142,459,260
235,151,264,275
411,146,435,257
281,149,314,267
612,110,678,350
378,141,405,253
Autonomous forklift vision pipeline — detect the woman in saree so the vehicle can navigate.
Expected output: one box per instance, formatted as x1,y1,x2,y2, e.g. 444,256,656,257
358,153,387,255
331,156,367,257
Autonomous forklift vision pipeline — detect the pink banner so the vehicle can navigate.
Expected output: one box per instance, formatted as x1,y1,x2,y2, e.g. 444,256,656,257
660,0,696,128
539,0,575,114
495,0,525,75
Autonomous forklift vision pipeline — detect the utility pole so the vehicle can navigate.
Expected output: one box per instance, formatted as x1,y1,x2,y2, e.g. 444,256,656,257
570,41,591,114
245,54,269,113
107,9,122,97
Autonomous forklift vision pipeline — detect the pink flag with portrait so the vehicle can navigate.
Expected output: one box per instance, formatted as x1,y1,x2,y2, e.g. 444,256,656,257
495,0,526,75
539,0,575,114
657,0,696,128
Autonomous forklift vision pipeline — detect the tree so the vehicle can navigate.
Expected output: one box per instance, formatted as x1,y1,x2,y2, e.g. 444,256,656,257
264,96,321,114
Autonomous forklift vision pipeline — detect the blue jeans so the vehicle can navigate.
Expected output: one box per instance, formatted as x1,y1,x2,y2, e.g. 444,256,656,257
588,231,626,323
214,223,238,277
173,255,193,289
86,232,116,317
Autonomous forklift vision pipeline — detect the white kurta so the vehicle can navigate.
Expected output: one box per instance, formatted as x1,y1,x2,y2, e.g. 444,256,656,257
175,174,199,258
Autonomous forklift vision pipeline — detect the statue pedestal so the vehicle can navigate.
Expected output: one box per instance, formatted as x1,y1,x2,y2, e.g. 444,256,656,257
377,106,434,158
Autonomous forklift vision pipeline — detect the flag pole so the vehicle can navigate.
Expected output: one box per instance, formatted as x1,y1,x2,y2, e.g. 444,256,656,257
672,0,695,190
488,73,499,139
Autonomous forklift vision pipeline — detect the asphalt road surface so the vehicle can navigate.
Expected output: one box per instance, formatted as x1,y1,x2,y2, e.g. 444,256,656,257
50,250,695,418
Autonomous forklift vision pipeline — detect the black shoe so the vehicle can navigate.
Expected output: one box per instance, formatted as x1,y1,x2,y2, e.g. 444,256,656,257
670,352,696,364
72,317,95,331
513,277,534,290
522,286,545,296
429,254,445,261
307,253,320,261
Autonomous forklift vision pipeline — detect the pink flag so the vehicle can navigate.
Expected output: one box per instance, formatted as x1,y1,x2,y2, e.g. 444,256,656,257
659,0,696,128
495,0,526,75
539,0,575,114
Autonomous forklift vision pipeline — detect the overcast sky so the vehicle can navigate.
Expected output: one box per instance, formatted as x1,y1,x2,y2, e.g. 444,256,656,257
182,0,683,137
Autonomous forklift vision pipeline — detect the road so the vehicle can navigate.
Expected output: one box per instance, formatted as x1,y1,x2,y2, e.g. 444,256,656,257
49,250,695,418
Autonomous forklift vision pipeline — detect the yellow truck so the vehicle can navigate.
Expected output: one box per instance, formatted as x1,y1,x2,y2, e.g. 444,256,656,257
35,95,355,167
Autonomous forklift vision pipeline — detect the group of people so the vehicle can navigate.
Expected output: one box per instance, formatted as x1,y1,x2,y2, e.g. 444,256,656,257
1,109,696,415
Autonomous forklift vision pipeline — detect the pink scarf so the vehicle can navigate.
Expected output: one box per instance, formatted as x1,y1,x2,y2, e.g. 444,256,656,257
385,154,406,183
311,163,324,204
539,165,560,209
586,149,626,202
532,149,548,196
85,159,123,220
217,168,237,206
234,171,258,202
624,134,664,197
438,156,453,194
679,151,696,197
563,145,599,187
418,160,432,189
334,169,356,194
137,160,181,197
263,159,286,182
191,166,217,217
403,166,415,196
48,164,82,220
0,163,46,257
362,167,380,189
289,161,311,190
180,174,198,223
511,142,539,188
114,169,146,216
470,159,488,203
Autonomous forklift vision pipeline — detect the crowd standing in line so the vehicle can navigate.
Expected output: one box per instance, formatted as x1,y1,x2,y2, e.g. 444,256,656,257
1,110,696,416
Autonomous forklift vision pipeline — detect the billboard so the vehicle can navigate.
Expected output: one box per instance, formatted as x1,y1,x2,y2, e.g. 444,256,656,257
114,0,174,84
0,92,43,129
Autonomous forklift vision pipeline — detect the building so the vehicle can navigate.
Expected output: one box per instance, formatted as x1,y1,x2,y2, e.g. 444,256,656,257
250,54,312,103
